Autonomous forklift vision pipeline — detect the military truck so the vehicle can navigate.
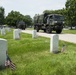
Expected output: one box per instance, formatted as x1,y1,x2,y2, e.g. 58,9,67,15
34,13,64,33
17,20,26,30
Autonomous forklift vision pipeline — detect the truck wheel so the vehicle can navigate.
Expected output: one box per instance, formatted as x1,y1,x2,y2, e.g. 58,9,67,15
34,26,36,29
46,26,52,33
56,30,62,34
44,29,46,32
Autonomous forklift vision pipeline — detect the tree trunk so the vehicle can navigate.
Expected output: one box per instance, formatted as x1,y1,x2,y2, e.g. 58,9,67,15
70,25,72,30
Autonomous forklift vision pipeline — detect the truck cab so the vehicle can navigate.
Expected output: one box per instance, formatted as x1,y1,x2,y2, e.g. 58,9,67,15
47,14,64,25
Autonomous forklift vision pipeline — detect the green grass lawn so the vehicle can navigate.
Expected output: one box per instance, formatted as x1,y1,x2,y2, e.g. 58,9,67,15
0,29,76,75
62,29,76,34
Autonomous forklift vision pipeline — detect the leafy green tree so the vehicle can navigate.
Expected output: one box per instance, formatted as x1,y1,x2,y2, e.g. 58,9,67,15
23,15,32,27
5,10,23,27
43,9,65,15
0,7,5,25
65,0,76,29
5,10,32,27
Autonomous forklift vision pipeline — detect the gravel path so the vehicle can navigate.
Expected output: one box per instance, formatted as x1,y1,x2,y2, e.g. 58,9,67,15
22,30,76,44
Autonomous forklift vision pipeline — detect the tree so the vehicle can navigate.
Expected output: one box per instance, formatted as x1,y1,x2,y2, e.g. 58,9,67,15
5,10,32,27
65,0,76,29
43,9,65,15
5,10,23,27
0,7,5,25
23,15,32,27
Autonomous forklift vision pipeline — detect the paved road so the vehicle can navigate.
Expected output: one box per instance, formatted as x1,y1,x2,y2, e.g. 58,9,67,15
22,30,76,44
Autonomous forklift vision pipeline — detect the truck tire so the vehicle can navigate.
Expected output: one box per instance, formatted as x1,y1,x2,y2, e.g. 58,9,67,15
34,25,36,29
44,29,46,32
46,26,52,33
56,30,62,34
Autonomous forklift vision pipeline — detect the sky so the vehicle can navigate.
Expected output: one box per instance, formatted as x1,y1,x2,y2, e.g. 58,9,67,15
0,0,66,18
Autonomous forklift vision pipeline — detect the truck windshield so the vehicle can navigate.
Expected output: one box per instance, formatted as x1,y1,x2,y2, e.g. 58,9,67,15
54,15,64,21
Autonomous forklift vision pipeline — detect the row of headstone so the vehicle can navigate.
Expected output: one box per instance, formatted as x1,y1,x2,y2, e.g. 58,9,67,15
0,27,10,68
13,29,37,40
14,29,59,53
1,28,6,35
7,28,59,53
0,29,59,68
0,29,21,68
5,27,10,32
0,27,11,35
0,27,11,68
32,30,59,53
0,28,21,39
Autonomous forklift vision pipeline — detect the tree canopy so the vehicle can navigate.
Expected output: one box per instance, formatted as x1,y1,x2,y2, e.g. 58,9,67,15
65,0,76,28
43,9,65,15
0,7,5,25
5,10,32,27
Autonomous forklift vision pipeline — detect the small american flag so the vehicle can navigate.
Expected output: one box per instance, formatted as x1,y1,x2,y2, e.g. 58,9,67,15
10,62,16,71
5,60,16,71
5,55,16,71
61,45,65,52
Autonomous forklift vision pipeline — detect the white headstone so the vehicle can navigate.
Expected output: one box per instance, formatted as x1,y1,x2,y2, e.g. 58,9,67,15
13,29,20,40
50,34,59,53
0,39,7,67
7,27,10,32
1,28,5,35
18,29,21,34
32,30,37,38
